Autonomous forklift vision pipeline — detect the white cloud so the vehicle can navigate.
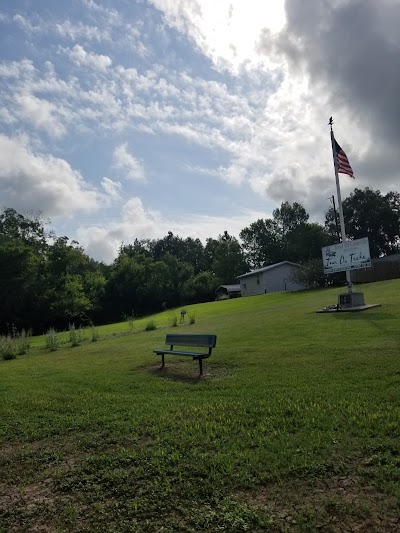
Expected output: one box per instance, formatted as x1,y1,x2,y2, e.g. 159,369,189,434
113,144,146,182
13,13,109,42
77,197,161,262
13,14,36,33
77,196,267,263
67,44,112,72
149,0,286,72
0,58,35,78
101,177,122,200
0,107,16,125
15,93,67,137
0,52,365,223
53,20,110,42
0,135,103,216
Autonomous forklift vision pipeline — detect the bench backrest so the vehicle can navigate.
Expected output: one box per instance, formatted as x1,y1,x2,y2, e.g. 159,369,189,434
165,334,217,348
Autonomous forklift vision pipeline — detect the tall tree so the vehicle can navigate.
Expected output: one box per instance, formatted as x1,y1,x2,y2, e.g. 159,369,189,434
0,207,51,253
325,188,400,257
0,236,44,331
43,237,106,323
151,232,206,273
240,202,328,268
239,219,281,268
272,201,309,236
206,232,249,283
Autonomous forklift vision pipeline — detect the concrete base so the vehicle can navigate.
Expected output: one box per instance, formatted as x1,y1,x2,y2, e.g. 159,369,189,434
317,303,381,313
338,291,365,309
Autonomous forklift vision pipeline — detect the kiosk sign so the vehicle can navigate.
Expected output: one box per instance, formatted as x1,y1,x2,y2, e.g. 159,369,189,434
322,237,371,274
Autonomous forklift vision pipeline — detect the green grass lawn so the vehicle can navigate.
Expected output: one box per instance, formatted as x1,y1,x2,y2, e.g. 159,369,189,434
1,281,400,532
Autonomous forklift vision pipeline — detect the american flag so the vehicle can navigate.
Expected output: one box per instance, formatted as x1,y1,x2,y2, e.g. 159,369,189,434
334,138,354,178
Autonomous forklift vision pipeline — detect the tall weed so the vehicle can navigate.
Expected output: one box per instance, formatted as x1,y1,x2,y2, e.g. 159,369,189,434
69,323,83,347
0,327,31,359
145,320,157,331
169,314,178,327
46,328,59,351
123,312,135,333
91,326,99,342
0,335,16,360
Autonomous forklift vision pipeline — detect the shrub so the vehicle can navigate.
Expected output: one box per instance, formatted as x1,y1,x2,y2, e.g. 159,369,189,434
69,323,83,347
123,312,135,333
46,328,59,351
0,336,16,360
145,320,157,331
0,327,31,359
91,326,99,342
14,328,31,355
290,259,345,289
188,311,196,325
169,314,178,327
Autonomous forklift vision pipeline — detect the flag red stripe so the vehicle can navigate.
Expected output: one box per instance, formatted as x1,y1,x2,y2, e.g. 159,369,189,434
337,150,354,177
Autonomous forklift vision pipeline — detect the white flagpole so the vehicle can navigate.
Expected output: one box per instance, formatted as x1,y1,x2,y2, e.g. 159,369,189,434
329,118,353,292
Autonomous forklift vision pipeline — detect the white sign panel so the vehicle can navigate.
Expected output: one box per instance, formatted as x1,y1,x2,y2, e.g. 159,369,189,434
322,237,371,274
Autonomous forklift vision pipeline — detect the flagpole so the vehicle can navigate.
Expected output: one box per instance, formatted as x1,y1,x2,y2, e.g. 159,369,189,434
329,118,353,292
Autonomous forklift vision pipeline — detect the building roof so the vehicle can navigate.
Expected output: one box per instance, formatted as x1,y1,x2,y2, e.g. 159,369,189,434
215,284,241,293
375,254,400,263
237,261,302,279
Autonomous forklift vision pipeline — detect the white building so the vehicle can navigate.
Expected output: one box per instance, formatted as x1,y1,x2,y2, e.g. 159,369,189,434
238,261,306,297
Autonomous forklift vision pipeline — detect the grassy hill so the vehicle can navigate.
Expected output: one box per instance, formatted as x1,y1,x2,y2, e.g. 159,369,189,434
1,281,400,532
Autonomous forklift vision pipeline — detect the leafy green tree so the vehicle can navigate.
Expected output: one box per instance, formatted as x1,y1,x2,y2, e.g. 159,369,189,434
289,258,344,289
285,223,331,263
0,207,51,253
205,232,249,283
103,253,174,319
240,202,328,268
325,188,400,257
183,271,219,303
0,236,44,331
135,259,172,312
40,237,106,325
272,201,309,236
151,232,206,274
119,239,153,259
160,253,194,308
239,219,281,268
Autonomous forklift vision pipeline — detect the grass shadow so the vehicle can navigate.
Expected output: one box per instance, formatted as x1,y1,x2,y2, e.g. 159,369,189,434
142,361,234,383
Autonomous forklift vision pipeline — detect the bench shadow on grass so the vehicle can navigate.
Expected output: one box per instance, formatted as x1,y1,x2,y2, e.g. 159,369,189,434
141,361,235,384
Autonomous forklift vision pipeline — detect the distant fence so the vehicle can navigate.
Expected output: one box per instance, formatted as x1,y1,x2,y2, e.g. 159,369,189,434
351,255,400,283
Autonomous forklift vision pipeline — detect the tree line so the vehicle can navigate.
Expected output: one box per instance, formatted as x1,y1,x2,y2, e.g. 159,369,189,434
1,187,399,333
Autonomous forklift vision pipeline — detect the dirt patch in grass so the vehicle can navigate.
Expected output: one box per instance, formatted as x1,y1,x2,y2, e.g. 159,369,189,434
0,479,54,512
142,361,236,382
237,475,400,532
0,478,60,532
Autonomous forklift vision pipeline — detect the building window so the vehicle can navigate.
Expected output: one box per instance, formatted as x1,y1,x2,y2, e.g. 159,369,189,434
256,276,260,285
243,283,247,289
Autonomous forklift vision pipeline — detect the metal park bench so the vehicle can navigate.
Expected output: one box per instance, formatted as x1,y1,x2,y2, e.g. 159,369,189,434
153,333,217,375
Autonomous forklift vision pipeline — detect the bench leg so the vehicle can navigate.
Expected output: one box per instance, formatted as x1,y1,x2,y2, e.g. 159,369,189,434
161,354,165,368
199,358,203,376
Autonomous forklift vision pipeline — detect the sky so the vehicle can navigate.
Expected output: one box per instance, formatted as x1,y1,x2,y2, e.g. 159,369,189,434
1,0,399,263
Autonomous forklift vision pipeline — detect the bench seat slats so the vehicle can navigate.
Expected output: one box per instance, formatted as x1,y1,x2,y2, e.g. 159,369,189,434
153,349,210,358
